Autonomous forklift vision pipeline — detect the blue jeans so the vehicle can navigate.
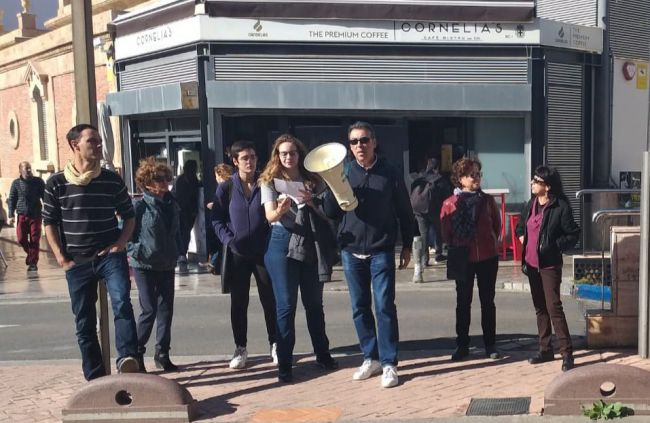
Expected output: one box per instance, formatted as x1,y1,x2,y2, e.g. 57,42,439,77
65,251,138,380
264,225,330,366
341,250,399,366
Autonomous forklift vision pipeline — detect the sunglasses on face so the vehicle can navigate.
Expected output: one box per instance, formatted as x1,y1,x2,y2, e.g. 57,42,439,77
152,174,171,183
532,177,546,185
349,137,372,146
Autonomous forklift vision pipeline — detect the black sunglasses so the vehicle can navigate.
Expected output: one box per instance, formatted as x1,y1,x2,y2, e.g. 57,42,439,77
152,174,171,183
349,137,372,146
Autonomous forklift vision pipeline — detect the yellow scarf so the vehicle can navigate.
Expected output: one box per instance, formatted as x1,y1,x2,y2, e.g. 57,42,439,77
64,161,101,186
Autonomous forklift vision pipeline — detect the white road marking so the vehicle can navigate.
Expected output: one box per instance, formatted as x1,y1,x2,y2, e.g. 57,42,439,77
0,324,19,329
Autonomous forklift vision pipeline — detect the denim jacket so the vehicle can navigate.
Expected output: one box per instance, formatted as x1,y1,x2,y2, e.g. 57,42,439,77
128,191,180,271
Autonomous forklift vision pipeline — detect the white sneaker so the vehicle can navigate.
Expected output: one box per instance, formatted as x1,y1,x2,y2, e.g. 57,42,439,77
352,359,382,380
271,343,278,365
381,365,399,388
229,346,248,369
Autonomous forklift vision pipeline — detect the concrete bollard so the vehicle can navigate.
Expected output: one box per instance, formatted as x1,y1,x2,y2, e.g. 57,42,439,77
544,363,650,415
62,373,195,422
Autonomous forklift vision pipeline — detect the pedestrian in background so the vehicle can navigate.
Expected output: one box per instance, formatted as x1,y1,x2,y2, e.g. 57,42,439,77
440,158,501,362
207,163,234,274
410,157,449,282
260,133,338,383
7,161,45,272
43,123,139,380
172,159,201,273
128,157,180,372
323,121,414,388
212,141,277,370
516,165,579,372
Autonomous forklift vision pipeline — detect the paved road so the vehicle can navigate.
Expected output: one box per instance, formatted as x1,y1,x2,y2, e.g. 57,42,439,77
0,288,587,361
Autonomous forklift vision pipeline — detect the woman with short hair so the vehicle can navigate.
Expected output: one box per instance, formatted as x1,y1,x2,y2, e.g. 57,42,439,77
128,157,180,372
440,158,501,362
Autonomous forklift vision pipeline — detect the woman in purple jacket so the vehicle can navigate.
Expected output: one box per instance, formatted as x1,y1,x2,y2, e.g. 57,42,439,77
211,140,277,370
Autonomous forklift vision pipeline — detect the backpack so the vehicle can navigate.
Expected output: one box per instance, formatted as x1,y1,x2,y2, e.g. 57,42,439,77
410,177,434,216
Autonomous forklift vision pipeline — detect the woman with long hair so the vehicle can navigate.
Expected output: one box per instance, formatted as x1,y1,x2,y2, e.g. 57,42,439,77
440,158,501,362
128,157,180,372
515,165,580,371
259,134,338,383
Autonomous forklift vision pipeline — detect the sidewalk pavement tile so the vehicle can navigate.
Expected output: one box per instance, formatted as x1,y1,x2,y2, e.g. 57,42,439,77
3,350,650,422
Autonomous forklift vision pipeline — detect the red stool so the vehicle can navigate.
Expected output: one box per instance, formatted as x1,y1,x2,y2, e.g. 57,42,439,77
506,212,522,261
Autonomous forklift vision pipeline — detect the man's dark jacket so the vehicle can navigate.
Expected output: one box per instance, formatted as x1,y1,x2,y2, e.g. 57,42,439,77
323,157,414,254
8,176,45,218
515,195,580,269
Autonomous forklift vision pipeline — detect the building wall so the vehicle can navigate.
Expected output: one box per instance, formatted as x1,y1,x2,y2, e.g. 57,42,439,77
0,2,150,220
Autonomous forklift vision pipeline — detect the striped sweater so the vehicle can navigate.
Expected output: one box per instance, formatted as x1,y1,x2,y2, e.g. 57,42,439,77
42,169,135,258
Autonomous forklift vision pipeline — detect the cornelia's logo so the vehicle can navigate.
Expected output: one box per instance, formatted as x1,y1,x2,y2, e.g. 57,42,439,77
558,27,565,38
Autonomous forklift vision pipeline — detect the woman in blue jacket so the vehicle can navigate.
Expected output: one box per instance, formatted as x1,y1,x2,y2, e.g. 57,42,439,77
212,141,277,370
128,157,180,372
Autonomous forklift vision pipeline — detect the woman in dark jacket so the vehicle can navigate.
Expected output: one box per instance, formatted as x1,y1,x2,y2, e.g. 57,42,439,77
128,157,180,372
440,158,501,362
515,165,580,372
212,141,277,370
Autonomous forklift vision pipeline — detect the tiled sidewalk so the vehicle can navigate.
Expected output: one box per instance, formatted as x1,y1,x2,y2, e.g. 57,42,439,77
2,349,648,422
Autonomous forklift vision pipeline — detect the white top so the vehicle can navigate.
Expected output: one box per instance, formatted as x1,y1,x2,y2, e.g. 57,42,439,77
483,188,510,195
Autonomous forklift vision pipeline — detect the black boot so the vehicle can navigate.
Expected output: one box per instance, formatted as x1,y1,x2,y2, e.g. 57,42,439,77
154,353,179,372
528,351,555,364
137,355,147,373
278,364,293,383
561,354,574,372
316,353,339,370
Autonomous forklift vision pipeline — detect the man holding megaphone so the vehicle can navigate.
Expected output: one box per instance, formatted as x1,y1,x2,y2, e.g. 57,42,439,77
322,121,414,388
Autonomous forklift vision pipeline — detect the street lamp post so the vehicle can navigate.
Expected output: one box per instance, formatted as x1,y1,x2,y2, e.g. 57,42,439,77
71,0,110,373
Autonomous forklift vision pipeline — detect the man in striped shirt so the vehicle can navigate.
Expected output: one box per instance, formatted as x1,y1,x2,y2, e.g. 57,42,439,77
43,123,139,380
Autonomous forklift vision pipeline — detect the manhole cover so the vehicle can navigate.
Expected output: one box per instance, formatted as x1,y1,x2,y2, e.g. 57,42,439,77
466,397,531,416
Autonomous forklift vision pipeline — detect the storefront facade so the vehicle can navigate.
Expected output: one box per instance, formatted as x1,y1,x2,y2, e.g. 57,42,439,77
107,0,603,244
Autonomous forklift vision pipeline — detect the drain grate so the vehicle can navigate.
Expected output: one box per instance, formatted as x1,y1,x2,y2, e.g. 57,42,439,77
466,397,531,416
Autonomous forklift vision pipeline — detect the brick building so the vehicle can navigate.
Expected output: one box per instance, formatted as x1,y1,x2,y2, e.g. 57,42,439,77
0,0,149,220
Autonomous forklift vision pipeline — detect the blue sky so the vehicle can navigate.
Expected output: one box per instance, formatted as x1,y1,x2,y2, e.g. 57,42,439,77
2,0,59,31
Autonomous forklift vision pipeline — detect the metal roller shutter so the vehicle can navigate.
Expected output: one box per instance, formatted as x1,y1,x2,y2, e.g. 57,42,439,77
608,0,650,60
213,55,529,84
537,0,597,27
546,62,583,228
120,57,198,91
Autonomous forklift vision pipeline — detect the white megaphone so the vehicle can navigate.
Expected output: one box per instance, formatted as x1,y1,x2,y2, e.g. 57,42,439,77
304,142,358,211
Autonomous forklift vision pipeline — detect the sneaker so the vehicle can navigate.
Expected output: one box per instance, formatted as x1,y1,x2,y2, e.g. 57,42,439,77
412,271,424,283
117,356,139,374
451,346,470,361
27,264,38,272
352,359,382,380
485,346,502,359
435,254,447,263
229,346,248,369
271,343,278,365
136,355,147,373
381,365,399,388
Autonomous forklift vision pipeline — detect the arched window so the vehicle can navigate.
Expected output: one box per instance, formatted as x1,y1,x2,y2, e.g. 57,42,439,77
32,85,49,161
